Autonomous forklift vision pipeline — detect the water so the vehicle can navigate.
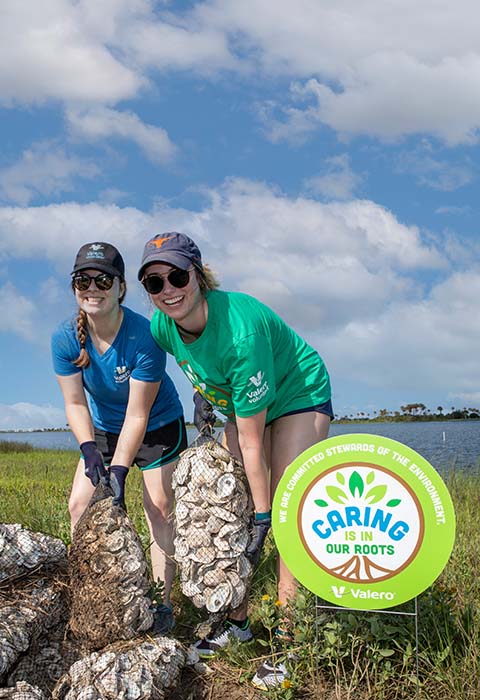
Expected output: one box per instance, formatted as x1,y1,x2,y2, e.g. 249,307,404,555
1,420,479,471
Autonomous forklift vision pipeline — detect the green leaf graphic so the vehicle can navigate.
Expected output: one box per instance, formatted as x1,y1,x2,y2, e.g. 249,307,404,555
349,471,364,497
326,485,348,504
366,471,375,485
315,499,328,507
365,485,387,504
386,498,401,507
336,472,345,485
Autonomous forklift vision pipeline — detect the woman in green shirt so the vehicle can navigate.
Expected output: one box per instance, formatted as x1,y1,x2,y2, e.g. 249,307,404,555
138,231,332,689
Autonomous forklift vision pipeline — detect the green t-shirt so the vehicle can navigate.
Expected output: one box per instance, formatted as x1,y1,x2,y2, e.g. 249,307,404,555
150,290,331,423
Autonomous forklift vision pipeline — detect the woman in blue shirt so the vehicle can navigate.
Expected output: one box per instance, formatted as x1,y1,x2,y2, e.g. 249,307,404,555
51,241,186,633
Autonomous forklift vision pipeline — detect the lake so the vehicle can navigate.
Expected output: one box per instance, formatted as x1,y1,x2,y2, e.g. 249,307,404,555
1,420,479,472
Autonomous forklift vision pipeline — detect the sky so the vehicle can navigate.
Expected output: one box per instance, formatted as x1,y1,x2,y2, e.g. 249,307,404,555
1,0,480,430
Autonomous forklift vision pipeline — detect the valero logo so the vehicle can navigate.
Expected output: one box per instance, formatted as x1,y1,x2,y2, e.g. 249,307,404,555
272,434,455,610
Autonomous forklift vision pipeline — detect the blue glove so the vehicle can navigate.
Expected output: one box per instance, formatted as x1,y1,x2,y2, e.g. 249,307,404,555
80,441,108,487
109,465,129,510
193,391,216,436
245,512,271,566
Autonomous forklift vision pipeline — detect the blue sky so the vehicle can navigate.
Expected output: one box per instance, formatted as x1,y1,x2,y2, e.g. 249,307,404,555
1,0,479,430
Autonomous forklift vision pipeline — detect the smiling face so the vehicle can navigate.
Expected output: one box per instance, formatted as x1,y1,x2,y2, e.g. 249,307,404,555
143,262,206,329
73,268,124,318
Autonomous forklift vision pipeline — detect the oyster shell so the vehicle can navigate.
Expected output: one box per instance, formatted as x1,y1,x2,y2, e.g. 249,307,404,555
0,682,46,700
0,524,66,584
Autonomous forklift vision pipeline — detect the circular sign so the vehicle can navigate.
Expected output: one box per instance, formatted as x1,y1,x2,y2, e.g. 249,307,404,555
272,434,455,610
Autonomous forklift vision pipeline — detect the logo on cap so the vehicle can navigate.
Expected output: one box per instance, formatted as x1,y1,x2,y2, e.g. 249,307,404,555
148,236,172,250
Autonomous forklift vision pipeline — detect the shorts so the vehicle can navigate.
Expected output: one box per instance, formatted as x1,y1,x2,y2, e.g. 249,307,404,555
270,398,334,424
92,416,188,470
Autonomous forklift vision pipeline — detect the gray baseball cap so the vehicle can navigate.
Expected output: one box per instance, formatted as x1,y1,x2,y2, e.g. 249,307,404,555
138,232,203,280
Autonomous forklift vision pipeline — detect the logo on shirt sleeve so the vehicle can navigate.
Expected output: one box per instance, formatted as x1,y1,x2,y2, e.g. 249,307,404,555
247,369,269,404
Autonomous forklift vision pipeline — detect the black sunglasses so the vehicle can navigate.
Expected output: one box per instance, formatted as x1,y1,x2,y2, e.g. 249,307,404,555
141,268,192,295
72,272,115,291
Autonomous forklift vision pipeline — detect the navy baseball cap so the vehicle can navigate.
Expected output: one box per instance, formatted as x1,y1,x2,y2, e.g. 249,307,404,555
72,242,125,277
137,232,203,280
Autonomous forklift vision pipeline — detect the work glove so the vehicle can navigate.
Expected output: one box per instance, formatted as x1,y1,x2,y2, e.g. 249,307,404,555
109,465,129,510
80,441,108,487
245,512,272,566
193,391,216,436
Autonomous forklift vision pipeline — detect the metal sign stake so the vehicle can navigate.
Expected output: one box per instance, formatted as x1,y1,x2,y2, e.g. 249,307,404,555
315,596,420,699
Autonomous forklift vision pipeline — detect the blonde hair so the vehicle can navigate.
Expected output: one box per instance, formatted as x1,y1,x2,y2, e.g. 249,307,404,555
196,263,220,293
71,278,127,369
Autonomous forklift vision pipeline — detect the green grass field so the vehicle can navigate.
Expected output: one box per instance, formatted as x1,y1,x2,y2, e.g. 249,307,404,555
0,442,479,699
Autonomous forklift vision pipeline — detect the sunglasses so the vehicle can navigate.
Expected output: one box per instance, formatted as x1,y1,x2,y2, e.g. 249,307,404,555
72,272,115,291
141,267,192,295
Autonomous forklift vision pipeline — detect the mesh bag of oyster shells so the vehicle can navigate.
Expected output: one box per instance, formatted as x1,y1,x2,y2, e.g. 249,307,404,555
0,524,67,585
52,636,185,700
173,439,253,614
0,576,69,686
68,481,154,651
0,681,46,700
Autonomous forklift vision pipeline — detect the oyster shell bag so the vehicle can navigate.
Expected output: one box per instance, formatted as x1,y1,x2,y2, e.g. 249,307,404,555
68,481,154,650
173,439,253,615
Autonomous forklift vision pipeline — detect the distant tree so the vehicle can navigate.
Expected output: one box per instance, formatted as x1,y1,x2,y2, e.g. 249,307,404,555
437,406,443,414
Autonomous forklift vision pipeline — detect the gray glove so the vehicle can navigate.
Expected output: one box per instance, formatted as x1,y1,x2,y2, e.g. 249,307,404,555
193,391,216,435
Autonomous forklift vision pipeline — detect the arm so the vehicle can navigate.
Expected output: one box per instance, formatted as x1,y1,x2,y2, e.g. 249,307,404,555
107,377,160,509
111,377,160,467
235,409,270,513
236,410,272,564
55,373,95,444
56,372,107,485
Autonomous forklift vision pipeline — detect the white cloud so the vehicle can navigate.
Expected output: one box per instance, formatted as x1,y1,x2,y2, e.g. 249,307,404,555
0,402,66,430
196,0,480,145
0,141,99,206
396,148,474,191
66,107,177,164
0,283,37,340
325,270,480,400
304,154,362,200
0,0,143,105
122,13,237,74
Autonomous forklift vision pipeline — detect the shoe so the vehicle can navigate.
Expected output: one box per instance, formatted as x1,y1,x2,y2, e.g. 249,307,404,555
150,603,175,635
251,630,296,690
251,656,290,690
193,620,253,658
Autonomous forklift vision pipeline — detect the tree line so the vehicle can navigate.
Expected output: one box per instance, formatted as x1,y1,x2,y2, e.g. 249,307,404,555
337,403,480,422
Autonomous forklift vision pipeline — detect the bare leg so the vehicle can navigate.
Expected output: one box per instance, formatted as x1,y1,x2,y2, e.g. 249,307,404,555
269,412,330,605
69,458,96,535
142,460,177,605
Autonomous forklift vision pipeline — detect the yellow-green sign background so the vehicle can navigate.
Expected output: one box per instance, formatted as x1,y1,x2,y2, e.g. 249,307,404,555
272,434,455,610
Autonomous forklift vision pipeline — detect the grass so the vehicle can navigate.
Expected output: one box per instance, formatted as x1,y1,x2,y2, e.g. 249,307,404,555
0,450,479,699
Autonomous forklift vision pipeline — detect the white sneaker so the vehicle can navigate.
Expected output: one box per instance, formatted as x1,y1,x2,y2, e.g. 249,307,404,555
192,620,253,658
252,656,290,689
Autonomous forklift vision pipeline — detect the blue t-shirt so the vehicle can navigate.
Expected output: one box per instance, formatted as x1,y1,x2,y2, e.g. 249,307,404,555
51,306,183,433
